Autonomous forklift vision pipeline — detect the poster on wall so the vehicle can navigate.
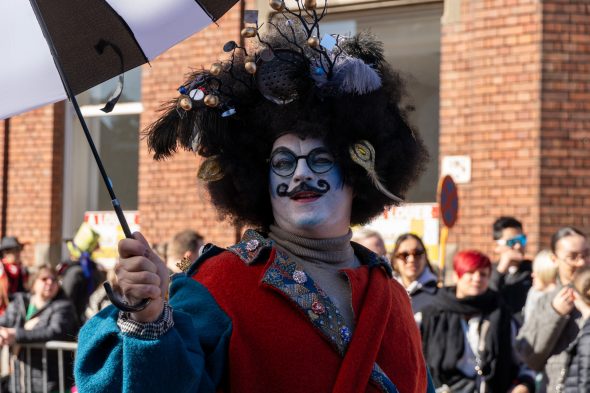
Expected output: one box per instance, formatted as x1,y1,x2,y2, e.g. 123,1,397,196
357,203,440,264
84,210,140,269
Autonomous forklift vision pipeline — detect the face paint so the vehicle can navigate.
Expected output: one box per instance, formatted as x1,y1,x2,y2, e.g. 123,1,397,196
269,134,353,238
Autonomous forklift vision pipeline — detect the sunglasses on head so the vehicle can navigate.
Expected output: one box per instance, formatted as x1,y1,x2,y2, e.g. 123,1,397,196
395,249,425,262
498,234,527,248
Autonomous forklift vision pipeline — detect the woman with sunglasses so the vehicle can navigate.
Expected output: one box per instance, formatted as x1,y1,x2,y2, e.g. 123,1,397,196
391,233,438,316
0,264,78,393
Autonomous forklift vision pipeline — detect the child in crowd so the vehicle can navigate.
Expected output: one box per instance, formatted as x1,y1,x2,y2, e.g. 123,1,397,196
522,249,557,322
558,265,590,392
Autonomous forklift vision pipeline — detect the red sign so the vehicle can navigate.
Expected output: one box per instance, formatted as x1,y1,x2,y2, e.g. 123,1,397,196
438,175,458,228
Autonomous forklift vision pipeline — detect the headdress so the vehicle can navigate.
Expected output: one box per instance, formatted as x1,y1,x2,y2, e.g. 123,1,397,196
146,0,428,228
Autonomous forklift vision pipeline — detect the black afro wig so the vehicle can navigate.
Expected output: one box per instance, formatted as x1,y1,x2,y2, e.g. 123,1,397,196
145,22,429,231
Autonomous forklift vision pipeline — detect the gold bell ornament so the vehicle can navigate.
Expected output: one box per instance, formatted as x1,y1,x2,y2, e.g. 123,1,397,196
241,27,257,38
178,95,192,111
304,0,317,10
204,94,220,108
210,63,223,76
269,0,285,12
307,36,320,49
244,57,257,74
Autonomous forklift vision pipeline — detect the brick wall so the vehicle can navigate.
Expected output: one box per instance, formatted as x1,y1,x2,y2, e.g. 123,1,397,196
440,0,543,258
138,2,252,248
539,1,590,243
1,103,65,266
441,0,590,259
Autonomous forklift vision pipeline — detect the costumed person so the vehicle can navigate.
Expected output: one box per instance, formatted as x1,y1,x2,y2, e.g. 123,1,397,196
420,250,535,393
75,2,434,392
0,264,78,393
0,236,28,297
60,223,106,324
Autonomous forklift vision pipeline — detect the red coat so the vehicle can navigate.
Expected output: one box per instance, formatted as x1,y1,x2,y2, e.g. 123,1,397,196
192,230,428,393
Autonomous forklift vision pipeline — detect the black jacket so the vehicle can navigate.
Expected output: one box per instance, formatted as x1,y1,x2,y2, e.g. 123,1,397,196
61,259,105,323
490,260,532,324
563,318,590,393
408,271,439,315
421,287,535,393
0,291,79,392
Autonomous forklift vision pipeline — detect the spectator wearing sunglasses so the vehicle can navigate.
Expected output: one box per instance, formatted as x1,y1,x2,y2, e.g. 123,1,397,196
491,216,533,323
517,227,590,393
391,233,437,316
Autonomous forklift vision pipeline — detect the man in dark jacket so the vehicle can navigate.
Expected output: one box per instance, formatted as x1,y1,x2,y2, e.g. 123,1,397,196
490,216,533,323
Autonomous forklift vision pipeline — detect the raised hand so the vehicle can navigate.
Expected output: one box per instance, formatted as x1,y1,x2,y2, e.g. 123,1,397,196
551,286,575,317
116,232,170,322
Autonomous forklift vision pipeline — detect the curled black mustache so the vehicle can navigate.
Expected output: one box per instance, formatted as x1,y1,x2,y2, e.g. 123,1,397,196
276,180,331,197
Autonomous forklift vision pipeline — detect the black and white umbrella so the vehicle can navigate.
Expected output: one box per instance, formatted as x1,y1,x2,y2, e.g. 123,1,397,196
0,0,237,118
0,0,238,311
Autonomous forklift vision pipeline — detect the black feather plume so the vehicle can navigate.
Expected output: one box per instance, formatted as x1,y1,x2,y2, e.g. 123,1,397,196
340,32,385,66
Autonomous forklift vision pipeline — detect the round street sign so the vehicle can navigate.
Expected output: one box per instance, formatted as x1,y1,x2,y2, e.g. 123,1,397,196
438,175,459,228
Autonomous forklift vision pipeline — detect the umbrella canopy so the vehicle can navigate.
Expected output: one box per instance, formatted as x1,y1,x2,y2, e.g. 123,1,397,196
0,0,238,120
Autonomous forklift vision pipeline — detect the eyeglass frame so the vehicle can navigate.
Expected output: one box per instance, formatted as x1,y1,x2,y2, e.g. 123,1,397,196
394,249,426,263
557,249,590,266
268,147,335,178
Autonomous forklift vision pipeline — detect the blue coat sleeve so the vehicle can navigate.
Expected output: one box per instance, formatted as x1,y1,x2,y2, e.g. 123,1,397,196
74,274,232,393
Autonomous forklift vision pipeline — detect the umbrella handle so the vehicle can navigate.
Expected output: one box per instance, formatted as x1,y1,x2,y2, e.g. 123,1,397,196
103,282,151,312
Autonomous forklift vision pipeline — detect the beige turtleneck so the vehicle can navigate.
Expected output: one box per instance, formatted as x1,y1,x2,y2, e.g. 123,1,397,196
268,224,360,329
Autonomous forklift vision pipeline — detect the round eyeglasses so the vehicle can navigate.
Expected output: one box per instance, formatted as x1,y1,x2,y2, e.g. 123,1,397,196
269,147,335,177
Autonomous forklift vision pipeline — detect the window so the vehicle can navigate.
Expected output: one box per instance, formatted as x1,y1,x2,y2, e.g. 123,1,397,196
62,68,142,242
323,3,442,202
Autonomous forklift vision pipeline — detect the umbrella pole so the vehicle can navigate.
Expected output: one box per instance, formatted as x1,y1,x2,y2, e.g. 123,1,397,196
70,96,132,236
28,0,149,312
70,96,150,312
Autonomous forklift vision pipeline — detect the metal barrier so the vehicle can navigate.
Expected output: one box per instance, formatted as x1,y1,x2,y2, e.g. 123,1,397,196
3,341,77,393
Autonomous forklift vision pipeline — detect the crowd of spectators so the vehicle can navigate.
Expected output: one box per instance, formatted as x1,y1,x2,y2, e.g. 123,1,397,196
1,218,589,392
367,217,590,393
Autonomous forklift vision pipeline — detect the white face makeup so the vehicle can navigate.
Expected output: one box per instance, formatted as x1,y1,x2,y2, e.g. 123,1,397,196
269,134,353,238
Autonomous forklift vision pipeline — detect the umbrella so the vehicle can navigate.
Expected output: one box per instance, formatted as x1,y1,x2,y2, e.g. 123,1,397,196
0,0,238,311
0,0,238,119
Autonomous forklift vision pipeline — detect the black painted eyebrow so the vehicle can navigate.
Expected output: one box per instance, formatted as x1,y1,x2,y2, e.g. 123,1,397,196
270,146,296,157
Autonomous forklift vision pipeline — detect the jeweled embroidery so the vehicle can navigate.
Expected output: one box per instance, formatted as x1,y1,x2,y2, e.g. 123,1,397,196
227,229,273,265
261,249,350,356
